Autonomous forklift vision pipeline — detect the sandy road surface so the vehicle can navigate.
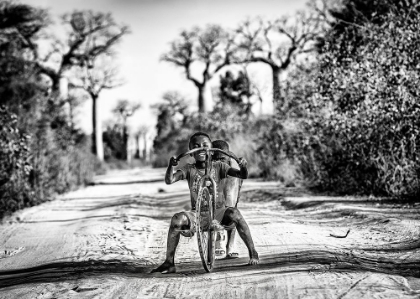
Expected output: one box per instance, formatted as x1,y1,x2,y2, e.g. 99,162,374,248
0,168,420,298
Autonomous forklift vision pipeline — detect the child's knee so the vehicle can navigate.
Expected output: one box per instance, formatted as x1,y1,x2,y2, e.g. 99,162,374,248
224,207,242,223
171,212,189,229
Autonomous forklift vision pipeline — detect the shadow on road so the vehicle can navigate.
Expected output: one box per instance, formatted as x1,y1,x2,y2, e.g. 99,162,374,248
1,248,419,289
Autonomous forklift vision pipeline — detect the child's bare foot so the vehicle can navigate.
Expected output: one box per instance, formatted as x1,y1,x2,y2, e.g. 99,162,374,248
226,245,238,259
226,252,239,259
248,251,259,265
151,261,176,274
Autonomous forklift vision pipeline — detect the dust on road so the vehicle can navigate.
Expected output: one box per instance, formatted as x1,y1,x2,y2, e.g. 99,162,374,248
0,168,419,298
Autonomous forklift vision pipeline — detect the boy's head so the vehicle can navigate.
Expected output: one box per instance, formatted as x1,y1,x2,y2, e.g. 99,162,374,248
188,132,212,149
212,139,230,164
189,132,212,162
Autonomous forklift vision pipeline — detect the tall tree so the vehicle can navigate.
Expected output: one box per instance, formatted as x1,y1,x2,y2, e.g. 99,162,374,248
0,1,47,112
162,25,234,113
151,91,190,162
36,10,129,159
37,10,129,96
134,125,150,160
152,91,189,144
0,3,105,207
112,99,141,160
70,56,123,160
235,9,325,114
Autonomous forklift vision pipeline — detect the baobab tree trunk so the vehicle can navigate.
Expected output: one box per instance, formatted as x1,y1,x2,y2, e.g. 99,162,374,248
143,133,148,161
69,101,74,132
92,96,104,161
272,66,282,113
134,134,140,159
197,84,206,113
92,97,97,155
122,119,128,161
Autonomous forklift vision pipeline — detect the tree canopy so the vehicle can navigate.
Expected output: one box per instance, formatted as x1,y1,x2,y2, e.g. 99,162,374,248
162,25,234,112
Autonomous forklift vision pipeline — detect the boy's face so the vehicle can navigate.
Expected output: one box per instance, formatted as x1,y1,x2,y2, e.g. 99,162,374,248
190,135,211,162
213,153,230,165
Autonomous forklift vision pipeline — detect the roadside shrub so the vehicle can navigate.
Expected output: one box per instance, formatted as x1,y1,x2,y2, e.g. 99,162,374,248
1,102,105,218
32,141,100,197
257,60,321,184
257,116,318,184
30,109,103,199
0,106,34,216
310,9,420,197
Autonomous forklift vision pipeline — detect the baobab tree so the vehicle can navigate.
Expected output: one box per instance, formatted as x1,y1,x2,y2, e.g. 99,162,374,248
134,125,150,160
162,25,234,113
37,10,129,95
0,2,47,108
70,56,123,160
36,10,129,159
151,91,189,145
235,9,326,114
112,99,141,160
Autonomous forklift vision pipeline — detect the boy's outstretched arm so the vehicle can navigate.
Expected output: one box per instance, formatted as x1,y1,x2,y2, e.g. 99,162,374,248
165,156,184,184
227,157,248,179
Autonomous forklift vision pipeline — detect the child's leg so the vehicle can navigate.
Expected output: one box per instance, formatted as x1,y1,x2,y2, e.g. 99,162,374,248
151,212,191,273
226,196,239,257
215,230,227,256
226,228,238,258
221,207,259,264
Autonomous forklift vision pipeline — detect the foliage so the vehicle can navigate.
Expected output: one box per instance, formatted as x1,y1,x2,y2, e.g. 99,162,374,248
322,0,419,59
30,105,101,199
0,1,47,87
102,122,126,160
0,2,46,113
308,7,420,197
108,99,141,160
0,98,102,217
112,99,141,121
102,99,141,161
151,92,191,166
0,106,34,216
254,58,321,183
215,70,253,116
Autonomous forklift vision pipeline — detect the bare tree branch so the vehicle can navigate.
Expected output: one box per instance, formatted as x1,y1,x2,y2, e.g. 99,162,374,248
38,10,129,91
162,24,232,112
234,8,326,109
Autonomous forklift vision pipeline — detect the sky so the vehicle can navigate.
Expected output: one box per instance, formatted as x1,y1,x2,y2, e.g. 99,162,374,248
23,0,309,136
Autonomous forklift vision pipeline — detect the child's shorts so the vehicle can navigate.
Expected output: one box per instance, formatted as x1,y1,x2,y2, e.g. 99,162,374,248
179,207,227,237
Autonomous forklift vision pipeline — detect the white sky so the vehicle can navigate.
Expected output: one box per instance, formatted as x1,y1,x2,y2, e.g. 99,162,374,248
23,0,308,135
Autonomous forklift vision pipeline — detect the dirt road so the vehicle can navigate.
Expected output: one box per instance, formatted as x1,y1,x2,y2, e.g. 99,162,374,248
1,168,419,298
